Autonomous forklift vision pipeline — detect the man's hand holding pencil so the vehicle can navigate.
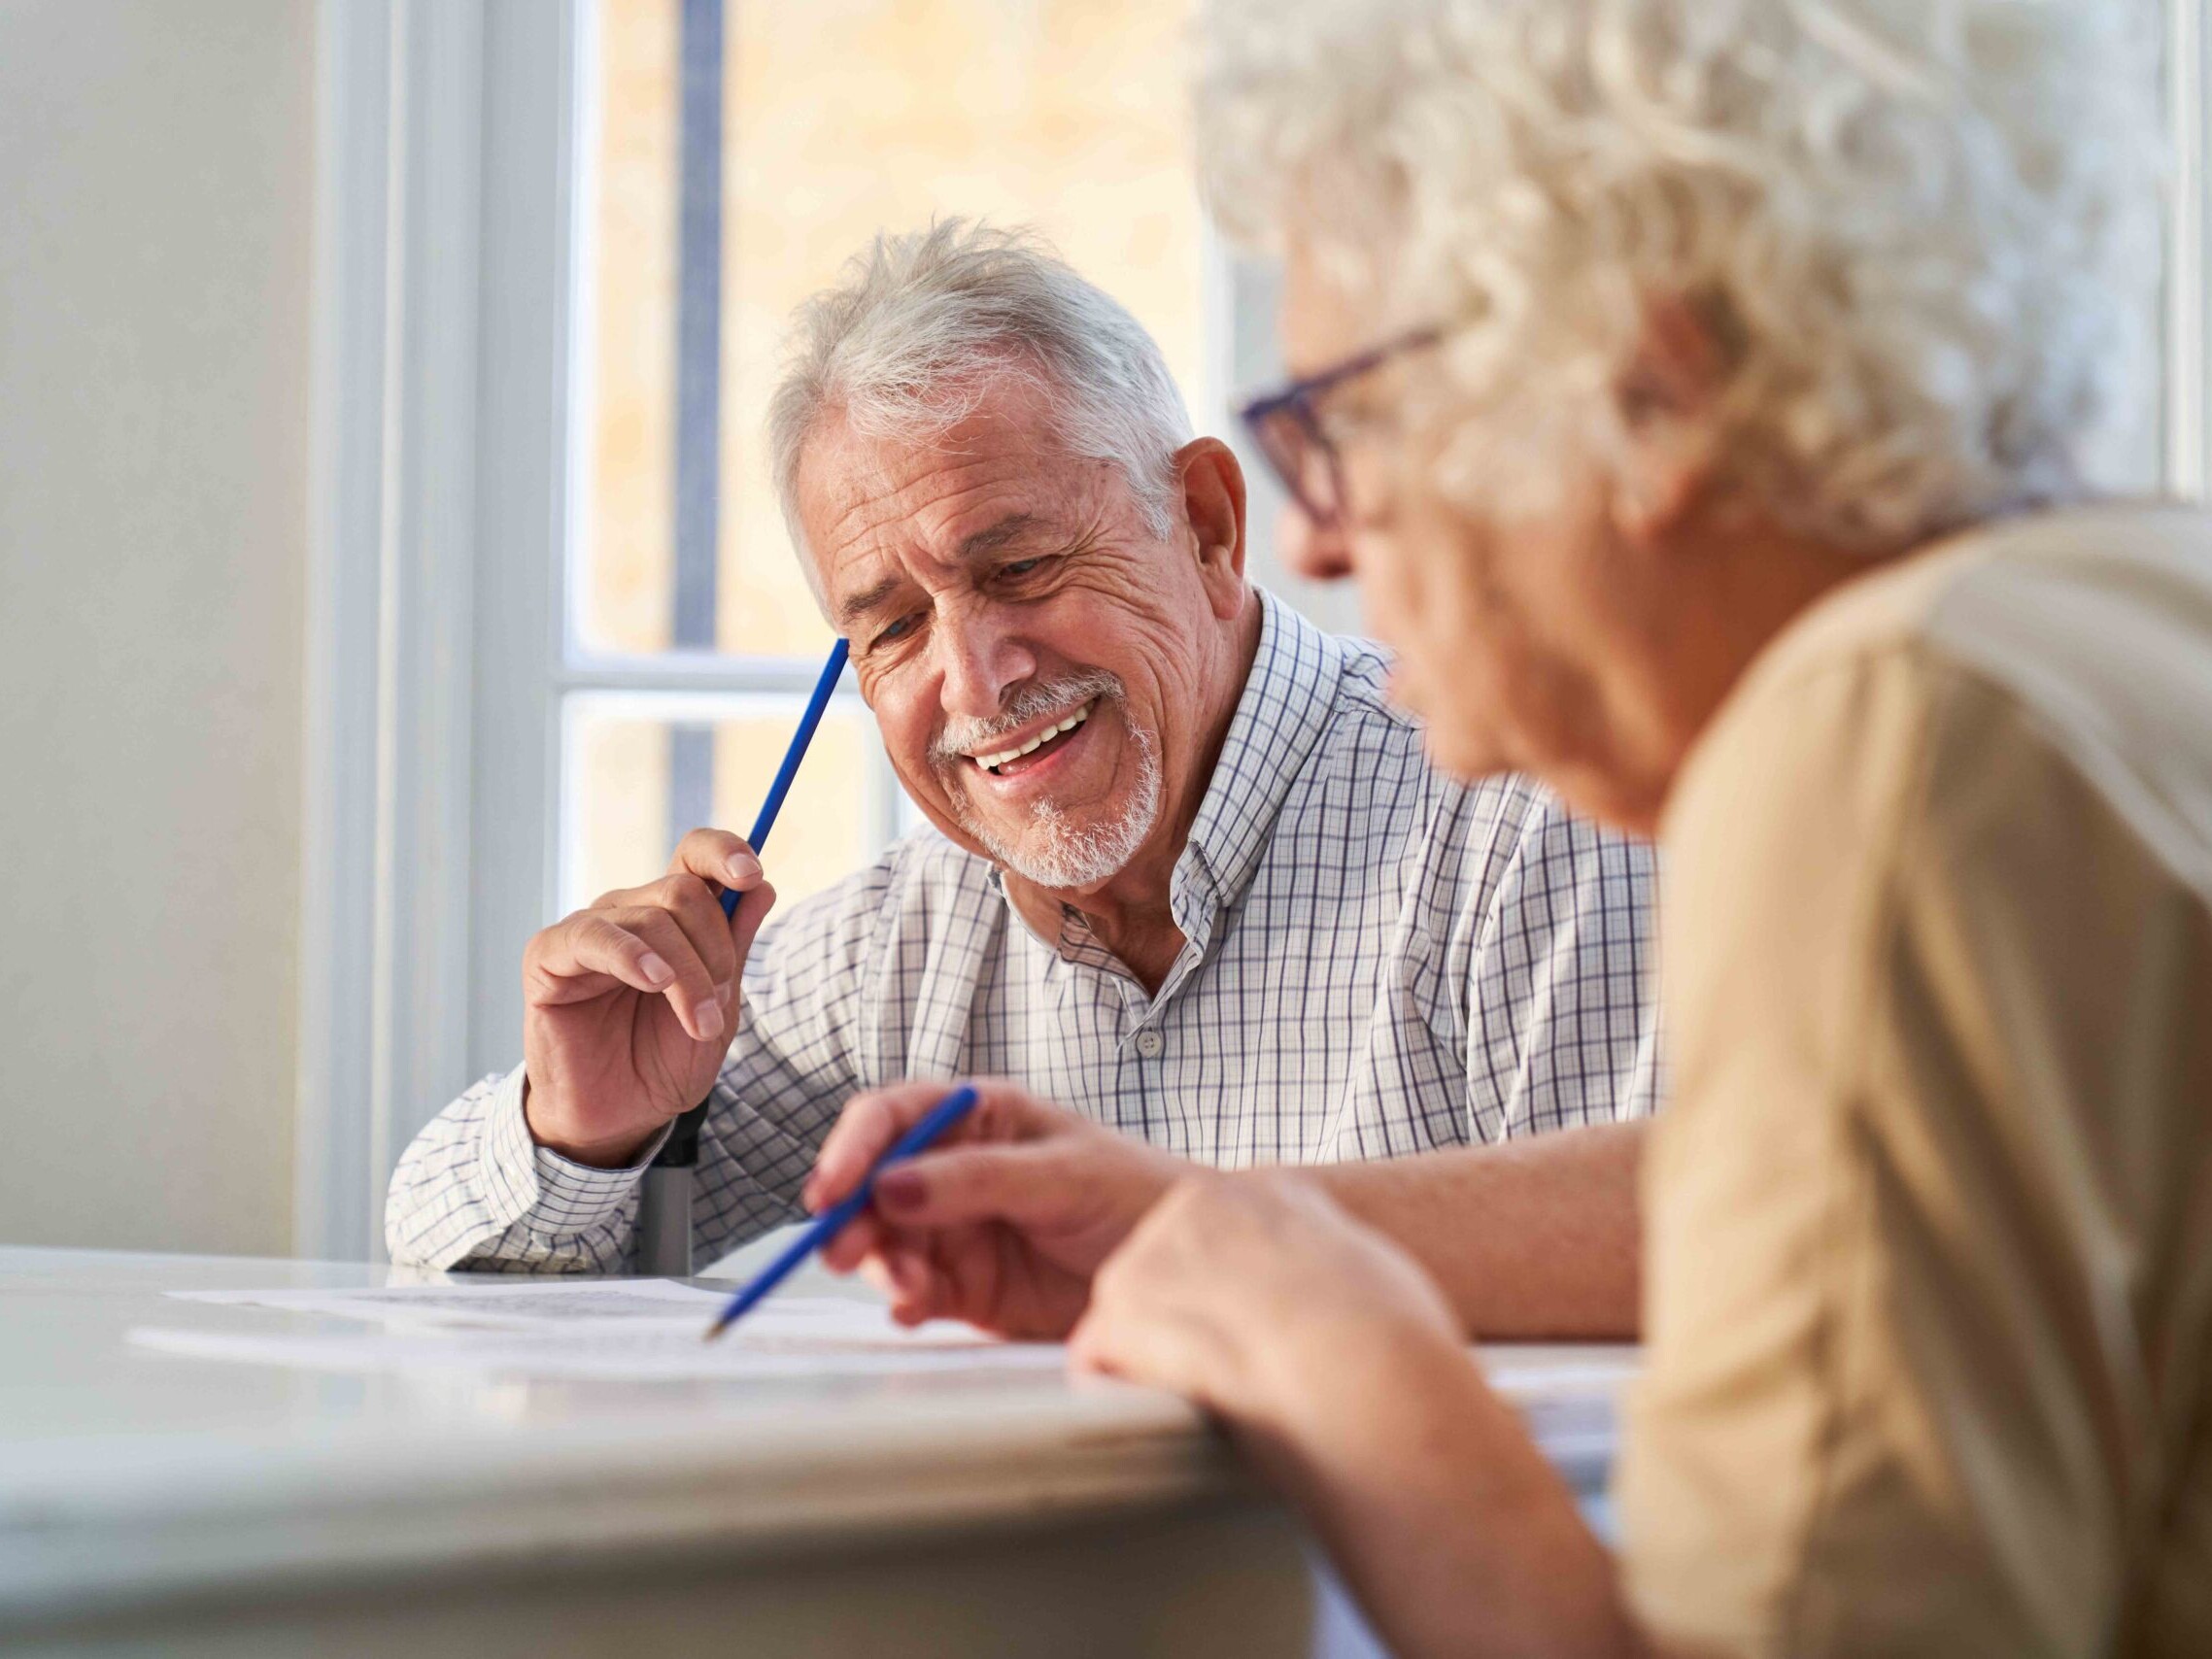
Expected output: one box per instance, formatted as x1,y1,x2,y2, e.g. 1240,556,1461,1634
521,636,848,1175
518,826,777,1169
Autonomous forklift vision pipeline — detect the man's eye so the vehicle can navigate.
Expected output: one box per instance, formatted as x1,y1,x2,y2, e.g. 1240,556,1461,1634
874,612,922,648
999,556,1050,582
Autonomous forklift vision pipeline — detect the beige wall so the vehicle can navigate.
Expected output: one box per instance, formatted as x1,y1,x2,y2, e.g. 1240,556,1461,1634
0,1,315,1253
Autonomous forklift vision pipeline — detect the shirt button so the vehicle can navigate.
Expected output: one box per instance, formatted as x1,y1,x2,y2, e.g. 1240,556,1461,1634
1135,1029,1164,1059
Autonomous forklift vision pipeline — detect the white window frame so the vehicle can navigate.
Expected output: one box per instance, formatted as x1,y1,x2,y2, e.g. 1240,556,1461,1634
297,0,897,1261
299,0,520,1264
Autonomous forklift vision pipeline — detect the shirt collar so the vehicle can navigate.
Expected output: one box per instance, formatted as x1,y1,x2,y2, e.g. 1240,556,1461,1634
1172,591,1344,929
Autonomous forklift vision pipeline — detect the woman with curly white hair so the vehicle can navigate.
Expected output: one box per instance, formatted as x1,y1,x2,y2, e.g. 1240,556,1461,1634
1055,0,2212,1653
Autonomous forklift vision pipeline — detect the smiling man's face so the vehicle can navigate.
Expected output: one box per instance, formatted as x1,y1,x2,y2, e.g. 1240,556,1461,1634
793,366,1250,897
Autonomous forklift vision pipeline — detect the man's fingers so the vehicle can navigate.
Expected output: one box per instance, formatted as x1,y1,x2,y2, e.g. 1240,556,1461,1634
645,872,741,988
728,878,775,968
605,906,730,1040
528,914,680,1001
668,827,766,895
532,909,726,1041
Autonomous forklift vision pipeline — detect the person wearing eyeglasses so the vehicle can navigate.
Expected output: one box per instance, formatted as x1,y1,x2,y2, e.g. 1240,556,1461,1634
807,0,2212,1653
386,220,1661,1341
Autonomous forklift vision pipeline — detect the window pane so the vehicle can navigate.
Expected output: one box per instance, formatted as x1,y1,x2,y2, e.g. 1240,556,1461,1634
577,0,1207,660
582,0,680,656
562,692,880,916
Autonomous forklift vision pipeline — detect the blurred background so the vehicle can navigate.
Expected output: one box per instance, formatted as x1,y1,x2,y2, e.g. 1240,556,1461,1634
0,0,2196,1263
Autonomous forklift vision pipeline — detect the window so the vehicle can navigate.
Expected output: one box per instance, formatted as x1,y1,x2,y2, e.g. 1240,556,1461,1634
563,0,1219,913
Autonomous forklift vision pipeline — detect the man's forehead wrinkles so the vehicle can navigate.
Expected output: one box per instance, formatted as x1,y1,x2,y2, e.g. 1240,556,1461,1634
810,389,1119,620
842,483,1045,585
827,457,1023,549
824,494,1034,623
958,513,1041,559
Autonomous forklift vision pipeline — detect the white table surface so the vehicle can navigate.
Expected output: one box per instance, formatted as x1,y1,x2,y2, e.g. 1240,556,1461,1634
0,1246,1628,1655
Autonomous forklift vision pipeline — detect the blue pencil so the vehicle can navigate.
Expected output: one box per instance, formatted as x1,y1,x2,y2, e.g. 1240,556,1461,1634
703,1083,981,1339
722,634,851,914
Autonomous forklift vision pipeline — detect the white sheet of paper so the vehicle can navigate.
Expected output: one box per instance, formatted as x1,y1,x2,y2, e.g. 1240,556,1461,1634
138,1288,1061,1379
126,1320,1634,1395
166,1277,741,1332
126,1322,1066,1380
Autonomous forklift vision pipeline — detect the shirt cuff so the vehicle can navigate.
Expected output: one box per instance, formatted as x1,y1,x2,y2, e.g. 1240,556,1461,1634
476,1066,674,1238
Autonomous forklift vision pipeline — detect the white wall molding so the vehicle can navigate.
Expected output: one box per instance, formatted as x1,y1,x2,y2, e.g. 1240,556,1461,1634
297,0,395,1263
466,0,582,1104
2169,0,2210,500
299,0,524,1260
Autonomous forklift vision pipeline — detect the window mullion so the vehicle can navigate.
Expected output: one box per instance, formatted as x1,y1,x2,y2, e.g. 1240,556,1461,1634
557,652,839,695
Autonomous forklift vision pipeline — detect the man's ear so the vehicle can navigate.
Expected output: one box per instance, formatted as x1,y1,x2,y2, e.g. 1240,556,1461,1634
1612,293,1727,549
1174,436,1248,620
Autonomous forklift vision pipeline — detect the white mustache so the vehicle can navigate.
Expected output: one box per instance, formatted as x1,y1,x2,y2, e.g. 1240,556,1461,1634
930,670,1125,766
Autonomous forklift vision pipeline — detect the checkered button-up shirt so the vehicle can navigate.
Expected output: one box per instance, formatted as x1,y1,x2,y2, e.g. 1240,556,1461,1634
386,593,1660,1270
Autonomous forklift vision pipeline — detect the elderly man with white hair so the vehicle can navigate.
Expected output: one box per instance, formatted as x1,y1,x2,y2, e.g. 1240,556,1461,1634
385,220,1658,1337
803,0,2212,1654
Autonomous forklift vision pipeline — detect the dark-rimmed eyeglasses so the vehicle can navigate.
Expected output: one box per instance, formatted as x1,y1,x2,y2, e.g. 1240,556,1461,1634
1236,326,1444,529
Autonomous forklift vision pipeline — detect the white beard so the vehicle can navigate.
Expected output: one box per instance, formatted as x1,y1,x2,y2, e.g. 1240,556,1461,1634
933,674,1164,890
973,721,1161,889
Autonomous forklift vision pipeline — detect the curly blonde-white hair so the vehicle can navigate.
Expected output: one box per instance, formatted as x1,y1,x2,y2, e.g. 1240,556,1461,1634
1198,0,2163,549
